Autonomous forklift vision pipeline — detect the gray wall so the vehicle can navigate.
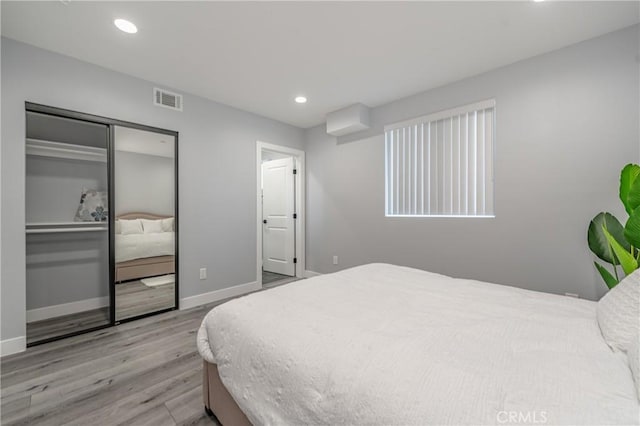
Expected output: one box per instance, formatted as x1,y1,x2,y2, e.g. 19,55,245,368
114,151,175,216
26,155,109,310
26,233,109,310
304,25,639,301
26,157,108,223
1,37,304,343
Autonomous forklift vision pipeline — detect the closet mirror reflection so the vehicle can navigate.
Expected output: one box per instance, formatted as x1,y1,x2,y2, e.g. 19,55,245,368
114,126,177,321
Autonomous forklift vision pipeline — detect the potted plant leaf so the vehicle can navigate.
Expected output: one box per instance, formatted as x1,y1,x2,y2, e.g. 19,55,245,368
588,163,640,288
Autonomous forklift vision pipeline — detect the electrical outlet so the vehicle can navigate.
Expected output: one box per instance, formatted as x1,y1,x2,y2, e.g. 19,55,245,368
199,268,207,280
333,256,338,265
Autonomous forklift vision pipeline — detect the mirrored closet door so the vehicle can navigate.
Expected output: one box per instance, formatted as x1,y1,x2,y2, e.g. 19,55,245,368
113,126,177,321
25,103,179,346
25,109,111,345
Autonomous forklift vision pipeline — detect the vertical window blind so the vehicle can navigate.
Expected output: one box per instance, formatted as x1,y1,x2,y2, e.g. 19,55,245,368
384,99,495,217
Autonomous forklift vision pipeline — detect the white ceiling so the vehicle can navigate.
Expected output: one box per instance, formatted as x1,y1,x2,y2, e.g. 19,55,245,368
2,1,638,129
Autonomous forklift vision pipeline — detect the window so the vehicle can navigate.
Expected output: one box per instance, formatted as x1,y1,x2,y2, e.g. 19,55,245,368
384,99,495,217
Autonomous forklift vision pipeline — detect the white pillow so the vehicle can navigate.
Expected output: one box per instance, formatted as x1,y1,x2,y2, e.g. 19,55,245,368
115,220,122,234
119,219,143,235
597,269,640,353
161,217,174,232
141,219,163,234
628,332,640,400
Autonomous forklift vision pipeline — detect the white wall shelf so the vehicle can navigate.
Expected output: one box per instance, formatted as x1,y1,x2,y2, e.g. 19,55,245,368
26,222,108,234
26,138,107,163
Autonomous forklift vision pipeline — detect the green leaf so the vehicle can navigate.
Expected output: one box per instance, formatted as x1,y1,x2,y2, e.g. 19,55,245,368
603,227,638,274
594,262,619,289
624,205,640,249
588,212,630,264
620,164,640,215
628,175,640,214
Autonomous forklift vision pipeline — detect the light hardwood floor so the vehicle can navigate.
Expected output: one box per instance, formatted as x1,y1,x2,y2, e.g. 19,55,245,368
262,271,289,285
2,278,301,426
116,280,175,321
26,279,175,345
262,271,299,289
26,308,110,346
2,302,223,426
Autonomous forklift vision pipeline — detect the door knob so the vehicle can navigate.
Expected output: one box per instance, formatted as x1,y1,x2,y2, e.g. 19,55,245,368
263,219,267,224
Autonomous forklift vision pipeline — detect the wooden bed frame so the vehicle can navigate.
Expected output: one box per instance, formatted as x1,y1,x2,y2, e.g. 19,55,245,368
115,212,175,283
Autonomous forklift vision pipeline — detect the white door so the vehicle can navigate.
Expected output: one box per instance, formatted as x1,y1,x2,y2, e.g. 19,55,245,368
262,157,295,276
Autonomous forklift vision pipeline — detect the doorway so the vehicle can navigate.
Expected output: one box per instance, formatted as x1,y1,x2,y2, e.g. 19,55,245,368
256,141,305,289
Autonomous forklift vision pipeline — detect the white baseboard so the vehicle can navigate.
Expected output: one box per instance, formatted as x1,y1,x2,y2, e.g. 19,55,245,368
27,296,109,322
1,336,26,357
180,281,260,311
304,270,322,278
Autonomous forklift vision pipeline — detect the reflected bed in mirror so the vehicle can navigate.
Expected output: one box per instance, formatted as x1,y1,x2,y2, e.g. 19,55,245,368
114,212,175,321
114,125,177,322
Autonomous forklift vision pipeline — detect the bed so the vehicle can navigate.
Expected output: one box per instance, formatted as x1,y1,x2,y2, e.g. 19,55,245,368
197,263,640,425
115,212,175,282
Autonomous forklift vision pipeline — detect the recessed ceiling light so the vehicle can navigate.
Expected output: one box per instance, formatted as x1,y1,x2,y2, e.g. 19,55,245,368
533,0,545,2
294,96,307,104
114,18,138,34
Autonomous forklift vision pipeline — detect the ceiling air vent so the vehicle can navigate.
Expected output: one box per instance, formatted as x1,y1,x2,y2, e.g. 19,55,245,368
153,88,183,111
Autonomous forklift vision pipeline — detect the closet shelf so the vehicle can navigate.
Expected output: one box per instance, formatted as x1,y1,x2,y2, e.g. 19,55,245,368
26,138,107,163
26,222,108,234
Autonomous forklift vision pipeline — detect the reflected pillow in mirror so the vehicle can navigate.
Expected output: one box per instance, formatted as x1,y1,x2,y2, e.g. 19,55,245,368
161,217,174,232
120,219,143,235
141,219,163,234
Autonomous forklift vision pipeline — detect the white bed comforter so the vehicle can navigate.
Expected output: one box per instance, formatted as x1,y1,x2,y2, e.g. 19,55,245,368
115,232,175,263
197,263,640,425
